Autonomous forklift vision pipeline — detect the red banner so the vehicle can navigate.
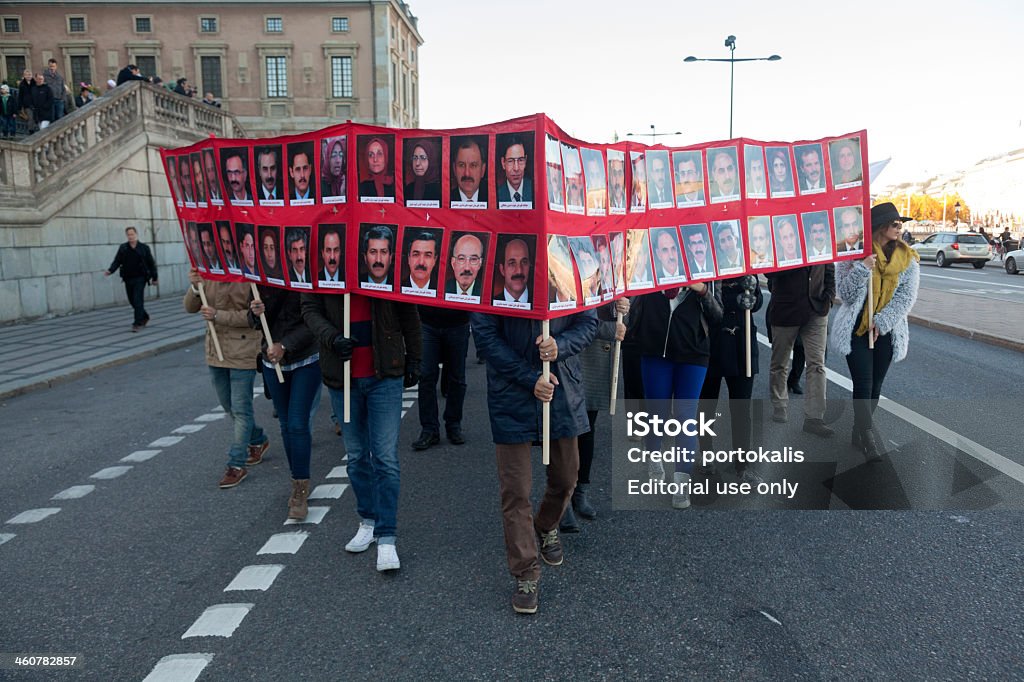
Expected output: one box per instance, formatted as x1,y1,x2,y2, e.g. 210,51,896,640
161,114,869,319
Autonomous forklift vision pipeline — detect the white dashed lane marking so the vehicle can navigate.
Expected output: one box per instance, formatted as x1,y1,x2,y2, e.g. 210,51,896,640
149,436,185,448
6,508,61,524
325,466,347,479
181,604,254,638
194,413,226,422
52,485,96,500
142,653,215,682
0,533,16,545
257,531,310,555
121,449,161,462
224,565,284,592
309,484,348,500
173,424,207,434
283,506,330,525
90,466,132,480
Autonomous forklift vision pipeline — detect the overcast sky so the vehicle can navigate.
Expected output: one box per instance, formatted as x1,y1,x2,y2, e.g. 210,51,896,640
416,0,1024,186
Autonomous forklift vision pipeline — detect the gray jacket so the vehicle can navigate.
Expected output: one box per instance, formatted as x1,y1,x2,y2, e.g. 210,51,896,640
829,258,920,362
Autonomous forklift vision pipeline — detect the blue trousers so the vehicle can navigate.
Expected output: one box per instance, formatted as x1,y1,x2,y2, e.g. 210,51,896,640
640,356,708,474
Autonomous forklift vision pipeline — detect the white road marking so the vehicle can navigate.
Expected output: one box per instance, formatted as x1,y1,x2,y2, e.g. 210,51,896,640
921,272,1024,289
257,531,310,555
181,604,254,638
52,485,95,500
309,484,348,500
340,455,348,463
760,610,783,626
0,533,16,545
6,508,61,524
402,401,415,409
949,515,971,524
173,424,207,434
212,406,225,412
194,413,226,422
142,653,215,682
90,466,132,480
122,449,161,463
224,565,284,591
283,506,330,525
149,436,185,448
325,466,347,479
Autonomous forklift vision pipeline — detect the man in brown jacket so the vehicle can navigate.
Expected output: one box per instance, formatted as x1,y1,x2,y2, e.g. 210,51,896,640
184,269,269,488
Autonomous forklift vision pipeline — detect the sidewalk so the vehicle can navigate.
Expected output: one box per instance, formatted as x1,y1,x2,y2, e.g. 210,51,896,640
0,287,1020,401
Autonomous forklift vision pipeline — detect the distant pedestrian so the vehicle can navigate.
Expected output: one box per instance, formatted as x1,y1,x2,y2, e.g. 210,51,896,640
174,78,193,98
28,73,54,131
0,84,18,139
116,64,147,86
43,58,66,121
75,85,95,109
184,269,269,489
104,226,158,331
201,92,221,108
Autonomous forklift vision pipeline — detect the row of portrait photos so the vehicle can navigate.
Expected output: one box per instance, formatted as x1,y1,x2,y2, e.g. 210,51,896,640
181,204,865,313
163,132,864,214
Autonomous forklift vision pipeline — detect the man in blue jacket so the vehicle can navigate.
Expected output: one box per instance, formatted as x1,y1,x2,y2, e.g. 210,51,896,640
471,307,597,614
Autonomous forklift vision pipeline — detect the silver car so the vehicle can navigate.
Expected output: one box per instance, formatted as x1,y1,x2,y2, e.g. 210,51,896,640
912,232,992,268
1004,248,1023,275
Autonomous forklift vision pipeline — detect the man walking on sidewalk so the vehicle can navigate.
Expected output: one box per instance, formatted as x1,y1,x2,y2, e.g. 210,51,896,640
104,226,158,331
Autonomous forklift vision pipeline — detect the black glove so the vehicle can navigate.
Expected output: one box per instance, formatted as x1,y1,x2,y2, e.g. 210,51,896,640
331,334,355,362
403,358,420,388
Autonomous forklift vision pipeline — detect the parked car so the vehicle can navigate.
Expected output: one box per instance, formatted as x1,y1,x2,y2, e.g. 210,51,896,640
911,232,992,268
1004,248,1023,275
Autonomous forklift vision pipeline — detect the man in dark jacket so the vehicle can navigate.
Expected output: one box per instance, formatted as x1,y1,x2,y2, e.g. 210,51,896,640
765,264,835,435
471,308,598,614
116,64,148,86
104,226,158,331
28,73,54,131
0,84,18,139
301,292,421,573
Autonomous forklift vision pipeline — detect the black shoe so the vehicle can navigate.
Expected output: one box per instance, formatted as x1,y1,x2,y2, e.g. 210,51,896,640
851,429,863,448
412,432,440,450
446,428,465,445
802,419,834,438
860,429,884,462
559,504,580,533
572,484,597,520
788,381,804,395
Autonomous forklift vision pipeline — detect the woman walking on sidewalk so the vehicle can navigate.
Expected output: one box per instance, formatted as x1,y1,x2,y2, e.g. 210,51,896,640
830,202,920,461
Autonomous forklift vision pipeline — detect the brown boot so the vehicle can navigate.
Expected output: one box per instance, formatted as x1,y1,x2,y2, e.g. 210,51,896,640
288,479,310,520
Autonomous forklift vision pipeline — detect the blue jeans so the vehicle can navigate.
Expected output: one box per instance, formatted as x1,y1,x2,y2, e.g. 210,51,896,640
418,321,469,434
0,116,15,137
52,98,65,121
329,376,403,542
208,366,267,468
263,361,322,480
124,276,148,326
640,356,708,474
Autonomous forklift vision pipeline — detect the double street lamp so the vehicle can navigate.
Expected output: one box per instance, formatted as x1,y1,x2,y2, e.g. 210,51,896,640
684,35,781,138
626,124,682,145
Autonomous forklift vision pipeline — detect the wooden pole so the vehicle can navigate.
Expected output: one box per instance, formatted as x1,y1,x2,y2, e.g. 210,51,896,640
196,282,224,362
250,283,284,383
608,311,624,415
745,308,752,377
542,319,551,466
867,275,875,350
343,293,351,423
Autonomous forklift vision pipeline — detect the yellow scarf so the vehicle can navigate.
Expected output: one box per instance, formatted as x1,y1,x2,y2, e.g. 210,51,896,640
856,239,919,336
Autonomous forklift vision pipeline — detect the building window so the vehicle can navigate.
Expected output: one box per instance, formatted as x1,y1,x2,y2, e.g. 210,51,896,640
265,17,282,33
2,17,20,33
68,15,87,33
69,55,91,86
266,56,287,98
391,62,397,102
201,55,222,98
330,56,352,98
134,16,152,33
135,55,156,79
5,55,26,79
331,17,348,32
199,16,218,34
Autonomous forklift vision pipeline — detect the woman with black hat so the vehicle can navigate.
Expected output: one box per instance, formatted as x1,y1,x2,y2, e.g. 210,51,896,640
829,202,920,460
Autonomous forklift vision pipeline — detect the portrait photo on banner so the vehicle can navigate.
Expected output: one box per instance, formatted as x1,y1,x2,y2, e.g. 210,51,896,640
712,220,745,275
801,210,834,262
258,225,285,284
794,142,826,195
708,146,740,204
766,146,795,198
650,226,687,285
358,222,397,290
183,220,203,271
235,222,261,280
197,222,222,273
772,214,803,267
545,134,564,212
547,235,577,310
179,156,196,206
609,231,625,293
496,131,534,209
445,230,489,303
744,144,767,199
357,134,396,203
607,150,627,214
829,136,863,189
400,226,443,297
316,223,347,288
286,142,316,206
221,146,254,205
625,228,653,289
450,134,488,208
166,155,181,204
320,135,347,204
568,236,602,306
561,142,585,215
629,151,646,212
284,226,313,288
403,136,442,208
591,233,615,299
203,149,224,204
834,206,865,254
191,153,207,206
581,147,606,216
216,220,240,273
747,216,775,269
491,233,536,310
672,149,705,208
254,144,284,206
681,223,715,280
645,150,673,209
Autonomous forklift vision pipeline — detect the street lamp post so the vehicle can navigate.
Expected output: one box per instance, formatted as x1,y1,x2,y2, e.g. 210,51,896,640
684,35,781,138
626,124,682,145
955,201,961,227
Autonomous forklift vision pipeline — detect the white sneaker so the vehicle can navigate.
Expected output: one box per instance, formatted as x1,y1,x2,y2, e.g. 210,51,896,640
648,460,665,481
345,522,376,553
376,543,400,572
672,471,691,509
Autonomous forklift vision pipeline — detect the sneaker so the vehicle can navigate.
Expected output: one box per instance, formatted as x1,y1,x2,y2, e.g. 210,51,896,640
738,468,765,488
412,431,440,451
218,466,247,489
648,460,665,481
802,419,834,438
376,543,400,572
672,471,691,509
345,522,376,553
246,440,270,465
512,579,539,614
772,406,788,423
536,527,563,566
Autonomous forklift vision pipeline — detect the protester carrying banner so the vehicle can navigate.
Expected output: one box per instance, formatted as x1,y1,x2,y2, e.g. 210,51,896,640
829,202,920,461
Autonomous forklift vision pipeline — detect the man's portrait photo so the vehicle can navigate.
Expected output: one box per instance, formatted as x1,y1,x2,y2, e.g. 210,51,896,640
681,223,715,279
445,231,488,302
320,136,347,204
568,236,602,304
625,229,653,289
630,152,647,212
178,156,195,204
708,146,740,203
400,227,442,297
496,132,534,209
255,144,284,205
801,211,833,262
284,226,312,287
609,231,625,292
316,224,346,288
221,147,253,205
286,142,316,205
581,147,606,215
651,226,687,284
545,134,564,211
203,149,223,203
766,146,795,198
357,135,396,202
191,153,208,205
592,234,615,298
258,225,284,282
795,143,826,195
235,223,260,279
166,156,181,204
772,215,803,266
403,137,442,208
450,134,488,207
673,150,705,207
358,223,396,290
744,144,767,199
829,137,863,188
713,220,745,274
217,221,240,272
492,234,535,309
197,223,222,272
834,206,865,254
184,221,203,270
747,216,774,269
607,151,627,214
547,235,577,310
561,143,585,215
645,150,673,209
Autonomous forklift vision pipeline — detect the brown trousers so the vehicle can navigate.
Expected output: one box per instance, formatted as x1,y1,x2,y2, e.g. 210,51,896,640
495,438,579,580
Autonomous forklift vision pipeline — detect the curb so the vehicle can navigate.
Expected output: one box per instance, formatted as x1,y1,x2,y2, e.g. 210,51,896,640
908,315,1024,354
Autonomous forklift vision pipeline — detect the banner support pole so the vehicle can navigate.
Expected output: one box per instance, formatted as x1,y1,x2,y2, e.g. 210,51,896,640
609,311,624,414
542,319,551,466
343,293,351,423
197,282,224,362
745,308,752,378
249,283,284,383
867,276,874,350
